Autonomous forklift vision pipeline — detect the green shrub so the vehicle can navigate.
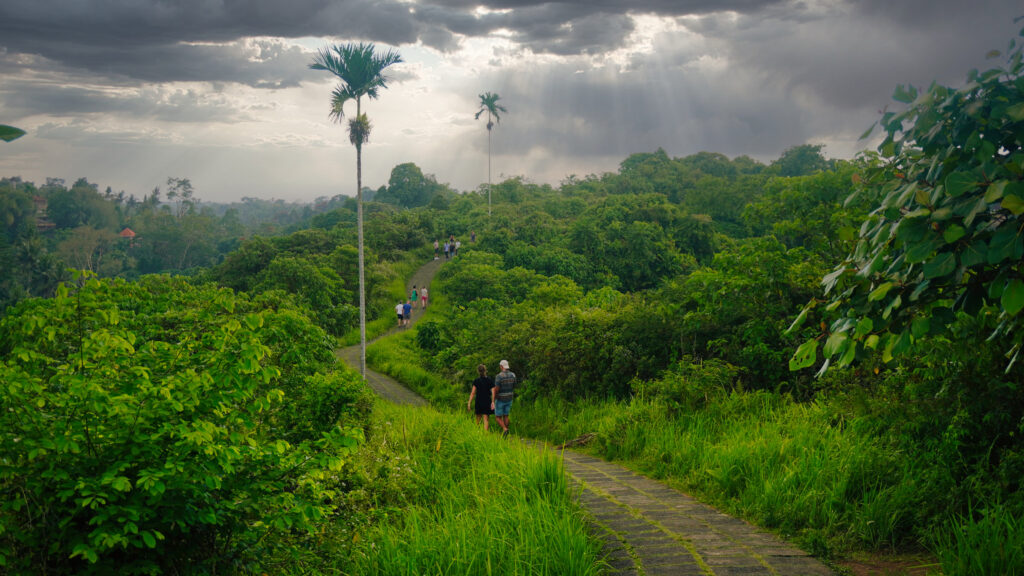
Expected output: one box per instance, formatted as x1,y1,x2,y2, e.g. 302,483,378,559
0,274,366,574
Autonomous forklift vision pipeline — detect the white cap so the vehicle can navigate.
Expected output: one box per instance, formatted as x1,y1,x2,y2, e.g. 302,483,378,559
499,359,509,369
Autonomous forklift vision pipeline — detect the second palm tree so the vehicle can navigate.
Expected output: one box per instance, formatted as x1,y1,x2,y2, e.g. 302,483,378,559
475,92,507,216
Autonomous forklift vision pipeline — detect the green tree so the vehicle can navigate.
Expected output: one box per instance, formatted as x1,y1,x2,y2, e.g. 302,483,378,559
770,144,831,177
56,226,121,274
475,91,507,216
376,162,441,208
0,274,367,573
311,42,403,377
790,29,1024,374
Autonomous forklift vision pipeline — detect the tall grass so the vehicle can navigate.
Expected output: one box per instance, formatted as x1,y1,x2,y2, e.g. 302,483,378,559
338,403,603,576
930,504,1024,576
513,393,948,558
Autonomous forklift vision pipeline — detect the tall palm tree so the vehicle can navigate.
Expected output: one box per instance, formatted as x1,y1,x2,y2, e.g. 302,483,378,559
475,92,507,216
311,42,402,378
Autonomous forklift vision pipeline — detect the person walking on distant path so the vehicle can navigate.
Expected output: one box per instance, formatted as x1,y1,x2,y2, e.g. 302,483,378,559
468,364,495,431
421,286,428,309
454,239,461,257
403,300,412,327
433,239,439,260
395,301,404,327
444,241,450,260
471,230,476,243
411,285,418,307
491,360,517,438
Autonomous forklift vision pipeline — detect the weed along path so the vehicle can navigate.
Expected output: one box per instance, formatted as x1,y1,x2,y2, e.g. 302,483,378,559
338,257,834,576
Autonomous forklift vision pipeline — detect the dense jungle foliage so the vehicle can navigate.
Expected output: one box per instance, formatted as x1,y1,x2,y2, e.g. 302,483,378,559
3,29,1023,576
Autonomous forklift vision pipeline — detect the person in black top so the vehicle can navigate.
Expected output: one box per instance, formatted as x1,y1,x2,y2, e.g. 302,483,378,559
467,364,495,431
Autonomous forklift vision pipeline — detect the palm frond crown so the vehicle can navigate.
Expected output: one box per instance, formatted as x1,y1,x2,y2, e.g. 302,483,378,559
475,92,507,126
310,42,403,121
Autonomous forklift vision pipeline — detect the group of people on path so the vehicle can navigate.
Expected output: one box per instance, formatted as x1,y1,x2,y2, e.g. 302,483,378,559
434,232,475,261
395,284,428,327
467,360,517,438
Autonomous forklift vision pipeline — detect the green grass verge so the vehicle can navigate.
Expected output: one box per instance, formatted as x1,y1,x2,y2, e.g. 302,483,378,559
337,402,603,576
366,331,461,407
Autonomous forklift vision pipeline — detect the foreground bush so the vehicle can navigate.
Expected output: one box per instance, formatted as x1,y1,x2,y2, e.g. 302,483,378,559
0,273,370,574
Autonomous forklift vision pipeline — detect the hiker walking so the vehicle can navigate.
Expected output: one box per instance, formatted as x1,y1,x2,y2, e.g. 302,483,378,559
421,286,428,309
491,360,517,438
403,300,412,327
395,301,404,327
467,364,495,431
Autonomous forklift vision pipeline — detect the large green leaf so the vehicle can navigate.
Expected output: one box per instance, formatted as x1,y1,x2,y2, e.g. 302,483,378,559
789,339,818,371
923,252,956,279
1002,194,1024,215
943,224,966,244
823,331,848,357
1003,279,1024,316
945,172,977,197
868,282,894,301
0,125,26,142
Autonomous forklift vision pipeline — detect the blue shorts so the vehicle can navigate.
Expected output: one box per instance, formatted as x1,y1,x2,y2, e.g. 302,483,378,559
494,399,512,417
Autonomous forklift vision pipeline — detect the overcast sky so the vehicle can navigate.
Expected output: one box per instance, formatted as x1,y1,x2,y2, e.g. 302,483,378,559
1,1,1021,202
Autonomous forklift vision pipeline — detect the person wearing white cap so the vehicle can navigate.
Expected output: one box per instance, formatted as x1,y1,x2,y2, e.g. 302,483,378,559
491,359,517,438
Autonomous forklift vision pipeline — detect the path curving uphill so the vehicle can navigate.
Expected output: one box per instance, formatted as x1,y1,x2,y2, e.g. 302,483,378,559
337,257,835,576
334,258,441,406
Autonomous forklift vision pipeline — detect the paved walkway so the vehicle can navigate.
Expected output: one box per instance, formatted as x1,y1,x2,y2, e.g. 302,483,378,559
338,258,835,576
561,448,834,575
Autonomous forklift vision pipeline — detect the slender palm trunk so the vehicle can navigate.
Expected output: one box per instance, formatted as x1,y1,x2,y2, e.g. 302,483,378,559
356,98,366,377
487,111,492,217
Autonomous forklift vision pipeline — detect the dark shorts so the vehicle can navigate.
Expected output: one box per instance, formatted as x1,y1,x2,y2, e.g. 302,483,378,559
397,314,403,321
494,399,512,417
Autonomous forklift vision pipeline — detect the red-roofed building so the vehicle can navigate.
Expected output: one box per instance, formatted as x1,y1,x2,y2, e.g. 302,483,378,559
120,228,136,247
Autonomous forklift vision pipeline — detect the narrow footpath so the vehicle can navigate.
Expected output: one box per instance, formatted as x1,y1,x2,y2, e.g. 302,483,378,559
337,258,835,576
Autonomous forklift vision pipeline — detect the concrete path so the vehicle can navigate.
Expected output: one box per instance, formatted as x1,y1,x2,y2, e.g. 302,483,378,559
561,448,834,575
338,257,835,576
335,258,440,406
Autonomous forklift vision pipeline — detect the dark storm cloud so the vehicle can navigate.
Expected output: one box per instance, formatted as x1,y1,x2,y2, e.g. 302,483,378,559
0,0,798,90
687,0,1023,112
1,80,248,124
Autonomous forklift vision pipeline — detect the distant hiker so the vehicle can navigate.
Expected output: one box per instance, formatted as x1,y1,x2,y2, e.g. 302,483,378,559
395,302,404,327
454,240,461,256
403,300,413,327
433,239,439,260
468,364,495,431
421,287,428,309
471,230,476,243
411,285,418,305
491,359,517,438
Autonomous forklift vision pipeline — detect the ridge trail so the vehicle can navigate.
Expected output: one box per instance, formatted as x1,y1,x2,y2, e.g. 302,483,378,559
337,258,835,575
